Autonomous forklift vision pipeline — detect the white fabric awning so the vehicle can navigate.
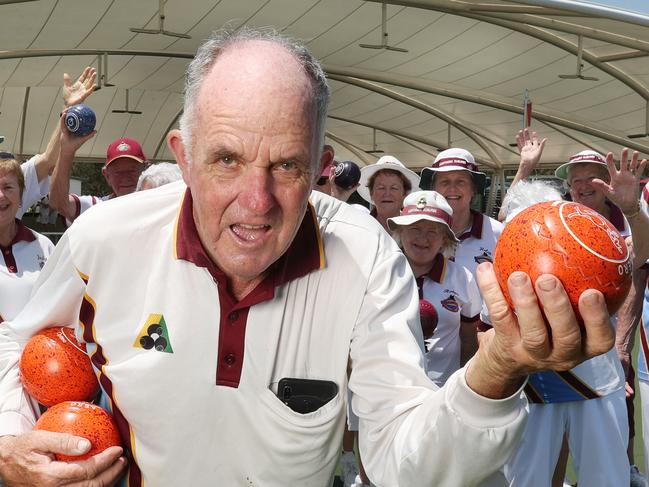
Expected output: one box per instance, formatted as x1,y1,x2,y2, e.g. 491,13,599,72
1,0,648,174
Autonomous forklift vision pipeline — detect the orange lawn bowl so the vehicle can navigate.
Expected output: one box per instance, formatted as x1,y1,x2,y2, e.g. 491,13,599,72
19,327,99,407
34,401,122,461
494,201,632,322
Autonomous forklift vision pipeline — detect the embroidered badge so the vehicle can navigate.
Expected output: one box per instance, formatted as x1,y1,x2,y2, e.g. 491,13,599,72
416,196,427,209
117,142,131,152
134,314,173,353
441,295,459,313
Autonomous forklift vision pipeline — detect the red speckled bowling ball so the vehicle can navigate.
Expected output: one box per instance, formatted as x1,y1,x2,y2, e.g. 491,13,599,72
494,201,632,322
34,401,121,461
19,327,99,407
420,299,439,340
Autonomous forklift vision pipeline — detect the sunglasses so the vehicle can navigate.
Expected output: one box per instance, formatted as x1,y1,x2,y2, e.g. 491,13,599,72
0,151,15,160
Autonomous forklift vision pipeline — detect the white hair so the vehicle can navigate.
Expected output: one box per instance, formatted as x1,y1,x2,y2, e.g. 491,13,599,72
179,26,330,165
136,162,182,191
501,180,564,223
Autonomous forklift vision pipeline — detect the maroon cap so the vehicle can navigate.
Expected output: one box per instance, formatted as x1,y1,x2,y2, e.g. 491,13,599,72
106,138,146,167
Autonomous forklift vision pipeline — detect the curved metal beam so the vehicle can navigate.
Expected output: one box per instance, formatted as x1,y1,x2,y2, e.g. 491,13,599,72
328,74,504,168
364,1,649,100
366,0,649,52
154,108,183,159
329,115,495,169
325,131,375,165
325,65,649,154
19,87,29,158
466,13,649,100
0,48,193,61
512,0,649,27
390,133,437,157
537,119,608,156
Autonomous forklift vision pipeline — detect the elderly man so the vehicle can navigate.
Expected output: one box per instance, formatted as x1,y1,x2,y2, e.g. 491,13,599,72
0,29,615,487
49,131,146,224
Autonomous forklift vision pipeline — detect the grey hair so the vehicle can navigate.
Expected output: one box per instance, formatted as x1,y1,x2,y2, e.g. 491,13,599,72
136,162,183,191
501,180,563,223
179,26,330,165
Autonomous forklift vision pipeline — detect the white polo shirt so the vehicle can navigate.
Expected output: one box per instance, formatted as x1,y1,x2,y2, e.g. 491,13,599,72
419,254,481,387
0,183,526,487
453,211,503,279
0,220,53,321
18,155,50,219
66,194,112,225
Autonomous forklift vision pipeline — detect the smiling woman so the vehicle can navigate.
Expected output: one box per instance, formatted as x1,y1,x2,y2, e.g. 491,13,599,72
387,190,481,386
357,155,420,234
0,155,54,323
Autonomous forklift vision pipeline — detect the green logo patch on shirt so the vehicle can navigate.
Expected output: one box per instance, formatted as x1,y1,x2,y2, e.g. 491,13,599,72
134,314,173,353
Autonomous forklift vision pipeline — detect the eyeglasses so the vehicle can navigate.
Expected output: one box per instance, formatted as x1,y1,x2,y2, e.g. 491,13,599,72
0,151,15,160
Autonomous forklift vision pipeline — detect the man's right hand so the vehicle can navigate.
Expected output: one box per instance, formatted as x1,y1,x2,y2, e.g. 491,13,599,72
0,431,126,487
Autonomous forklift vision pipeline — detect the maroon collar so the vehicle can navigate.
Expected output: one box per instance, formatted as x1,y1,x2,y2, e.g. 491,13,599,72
605,201,625,232
0,219,36,250
174,189,325,304
457,211,483,241
425,253,447,284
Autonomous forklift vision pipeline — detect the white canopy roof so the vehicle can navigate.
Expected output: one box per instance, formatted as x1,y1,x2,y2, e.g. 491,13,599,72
1,0,648,175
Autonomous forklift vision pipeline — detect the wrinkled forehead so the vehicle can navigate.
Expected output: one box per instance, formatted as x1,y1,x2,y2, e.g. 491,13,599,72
200,41,316,121
374,170,406,185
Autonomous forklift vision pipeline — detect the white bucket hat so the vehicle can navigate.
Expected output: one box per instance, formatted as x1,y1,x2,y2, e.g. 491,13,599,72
419,148,486,193
387,191,459,243
554,150,607,181
357,155,421,203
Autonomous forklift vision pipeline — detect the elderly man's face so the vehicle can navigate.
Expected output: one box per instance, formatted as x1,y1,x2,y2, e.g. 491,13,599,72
103,158,144,197
568,164,608,211
169,41,325,294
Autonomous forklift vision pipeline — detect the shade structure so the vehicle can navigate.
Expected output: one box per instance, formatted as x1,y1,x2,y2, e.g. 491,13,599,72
0,0,648,177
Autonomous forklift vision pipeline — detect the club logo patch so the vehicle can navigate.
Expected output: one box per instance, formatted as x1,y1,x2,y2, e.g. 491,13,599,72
134,314,173,353
441,295,459,313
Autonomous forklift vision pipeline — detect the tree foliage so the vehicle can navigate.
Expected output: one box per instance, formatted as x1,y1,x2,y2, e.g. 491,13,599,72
71,162,111,196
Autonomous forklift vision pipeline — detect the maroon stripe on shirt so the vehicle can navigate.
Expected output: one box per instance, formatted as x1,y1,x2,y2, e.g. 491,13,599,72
79,289,143,487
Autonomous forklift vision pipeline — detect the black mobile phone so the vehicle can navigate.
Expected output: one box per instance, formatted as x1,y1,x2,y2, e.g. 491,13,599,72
277,377,338,414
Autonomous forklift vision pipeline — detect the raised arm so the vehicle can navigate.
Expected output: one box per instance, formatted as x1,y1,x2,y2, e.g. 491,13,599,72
32,67,96,183
498,128,547,221
48,115,95,221
592,148,649,268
